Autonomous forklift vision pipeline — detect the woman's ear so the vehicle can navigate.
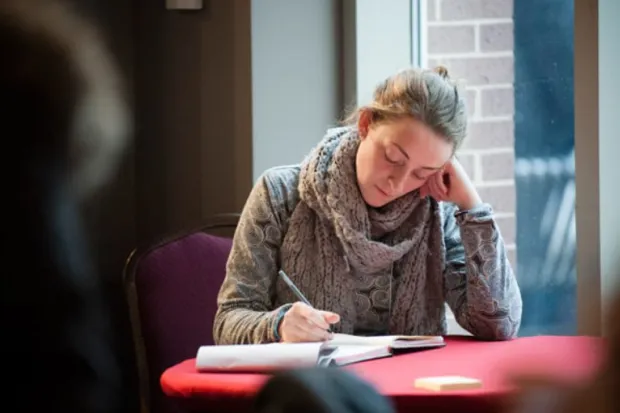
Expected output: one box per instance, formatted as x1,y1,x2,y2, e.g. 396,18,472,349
357,109,372,140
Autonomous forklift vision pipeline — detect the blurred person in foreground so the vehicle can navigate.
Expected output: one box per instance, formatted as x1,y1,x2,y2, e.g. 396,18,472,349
0,0,130,412
507,291,620,413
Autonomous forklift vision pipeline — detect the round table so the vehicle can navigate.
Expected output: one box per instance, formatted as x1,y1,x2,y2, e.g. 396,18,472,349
161,336,605,413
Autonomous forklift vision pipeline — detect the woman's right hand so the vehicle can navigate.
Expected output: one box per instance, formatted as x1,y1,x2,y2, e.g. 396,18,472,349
279,302,340,343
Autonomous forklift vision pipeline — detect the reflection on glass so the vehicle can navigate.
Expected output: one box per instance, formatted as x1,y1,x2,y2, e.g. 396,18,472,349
514,0,575,335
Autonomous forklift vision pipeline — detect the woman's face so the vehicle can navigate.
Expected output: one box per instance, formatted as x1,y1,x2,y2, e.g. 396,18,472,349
355,113,454,208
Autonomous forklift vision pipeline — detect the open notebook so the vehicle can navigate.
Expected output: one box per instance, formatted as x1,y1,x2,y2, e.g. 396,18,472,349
195,334,445,372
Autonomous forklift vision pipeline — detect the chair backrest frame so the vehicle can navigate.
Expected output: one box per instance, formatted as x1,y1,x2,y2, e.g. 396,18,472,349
122,213,240,413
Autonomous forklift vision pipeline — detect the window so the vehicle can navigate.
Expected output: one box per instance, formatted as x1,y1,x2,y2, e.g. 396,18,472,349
415,0,577,335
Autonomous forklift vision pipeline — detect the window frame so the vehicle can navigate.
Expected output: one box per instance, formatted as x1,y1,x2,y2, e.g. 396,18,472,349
574,0,620,336
410,0,425,67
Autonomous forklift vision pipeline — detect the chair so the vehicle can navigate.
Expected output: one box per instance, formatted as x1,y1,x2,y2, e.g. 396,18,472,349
123,213,240,413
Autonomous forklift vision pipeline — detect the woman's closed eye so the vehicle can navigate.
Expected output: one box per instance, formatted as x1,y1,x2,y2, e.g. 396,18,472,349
412,171,428,180
384,152,399,164
384,151,430,180
384,148,405,165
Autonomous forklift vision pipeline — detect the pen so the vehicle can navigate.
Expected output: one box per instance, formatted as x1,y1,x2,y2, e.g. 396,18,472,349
278,270,333,334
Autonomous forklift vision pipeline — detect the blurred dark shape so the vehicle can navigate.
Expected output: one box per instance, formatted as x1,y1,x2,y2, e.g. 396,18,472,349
254,368,395,413
508,292,620,413
1,0,130,412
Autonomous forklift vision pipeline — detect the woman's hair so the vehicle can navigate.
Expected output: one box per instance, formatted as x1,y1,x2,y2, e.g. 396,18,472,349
344,66,468,151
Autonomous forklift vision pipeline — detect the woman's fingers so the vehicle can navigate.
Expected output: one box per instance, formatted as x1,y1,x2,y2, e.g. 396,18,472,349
420,168,451,201
436,169,450,195
286,318,330,342
299,322,331,341
319,311,340,324
429,172,447,198
299,305,330,330
421,173,447,201
280,302,338,342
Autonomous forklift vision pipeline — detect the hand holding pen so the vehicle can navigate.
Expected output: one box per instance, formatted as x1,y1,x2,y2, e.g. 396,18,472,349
278,270,340,343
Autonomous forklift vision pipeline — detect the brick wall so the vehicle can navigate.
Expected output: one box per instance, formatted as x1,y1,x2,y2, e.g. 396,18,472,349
423,0,516,268
421,0,516,334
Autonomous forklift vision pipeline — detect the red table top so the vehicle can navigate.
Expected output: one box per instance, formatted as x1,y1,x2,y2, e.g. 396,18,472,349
161,336,605,413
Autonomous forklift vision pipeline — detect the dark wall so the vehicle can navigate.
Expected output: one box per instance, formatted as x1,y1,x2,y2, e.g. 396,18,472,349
68,1,253,412
514,0,576,335
132,0,253,244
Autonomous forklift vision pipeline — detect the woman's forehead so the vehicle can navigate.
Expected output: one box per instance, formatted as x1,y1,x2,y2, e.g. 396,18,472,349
376,119,452,162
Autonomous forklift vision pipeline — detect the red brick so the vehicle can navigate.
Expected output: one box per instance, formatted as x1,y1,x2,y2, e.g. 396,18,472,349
440,0,513,21
456,153,476,179
465,89,476,116
428,25,476,54
481,87,514,117
481,151,515,180
480,23,514,52
476,184,515,213
427,0,437,21
438,56,514,86
463,120,514,149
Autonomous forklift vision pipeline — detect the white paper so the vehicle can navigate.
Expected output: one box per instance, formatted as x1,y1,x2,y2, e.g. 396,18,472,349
195,342,323,371
329,334,401,346
329,344,390,363
329,333,444,346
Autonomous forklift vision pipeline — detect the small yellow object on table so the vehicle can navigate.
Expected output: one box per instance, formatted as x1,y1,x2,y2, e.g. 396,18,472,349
414,376,482,391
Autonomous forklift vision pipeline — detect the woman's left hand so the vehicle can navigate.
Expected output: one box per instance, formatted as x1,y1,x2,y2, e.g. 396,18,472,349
419,158,483,210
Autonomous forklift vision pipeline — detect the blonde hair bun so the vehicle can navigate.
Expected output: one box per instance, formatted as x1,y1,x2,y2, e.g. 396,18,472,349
343,65,467,151
433,65,450,79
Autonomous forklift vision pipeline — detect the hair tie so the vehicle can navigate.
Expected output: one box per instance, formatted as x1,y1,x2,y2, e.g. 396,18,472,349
433,65,450,79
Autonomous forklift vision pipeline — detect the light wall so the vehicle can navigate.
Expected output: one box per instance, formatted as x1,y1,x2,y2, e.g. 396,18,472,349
575,0,620,336
251,0,342,181
343,0,414,106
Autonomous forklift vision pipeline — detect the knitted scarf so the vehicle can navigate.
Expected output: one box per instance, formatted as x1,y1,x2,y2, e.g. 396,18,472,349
279,127,448,336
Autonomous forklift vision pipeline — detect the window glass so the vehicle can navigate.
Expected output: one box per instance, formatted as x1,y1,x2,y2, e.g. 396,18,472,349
417,0,576,335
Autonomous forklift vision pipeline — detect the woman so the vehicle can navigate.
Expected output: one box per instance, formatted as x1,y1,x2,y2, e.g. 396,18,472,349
214,66,522,344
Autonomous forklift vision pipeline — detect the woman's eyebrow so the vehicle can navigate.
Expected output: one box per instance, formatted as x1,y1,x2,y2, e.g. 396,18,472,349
391,142,443,170
392,143,410,160
420,165,442,171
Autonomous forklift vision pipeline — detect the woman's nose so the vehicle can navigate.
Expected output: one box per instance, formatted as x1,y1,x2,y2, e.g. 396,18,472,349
388,175,405,195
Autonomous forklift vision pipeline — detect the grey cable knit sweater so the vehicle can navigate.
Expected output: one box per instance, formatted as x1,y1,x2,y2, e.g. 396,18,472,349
214,131,522,345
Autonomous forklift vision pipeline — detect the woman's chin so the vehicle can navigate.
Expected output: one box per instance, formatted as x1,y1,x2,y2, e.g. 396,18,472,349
362,193,389,208
358,184,391,208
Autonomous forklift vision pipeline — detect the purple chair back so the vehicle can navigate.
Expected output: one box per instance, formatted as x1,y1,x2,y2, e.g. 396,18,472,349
123,214,239,413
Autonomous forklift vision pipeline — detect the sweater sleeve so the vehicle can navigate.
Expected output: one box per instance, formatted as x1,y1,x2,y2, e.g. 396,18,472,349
213,173,292,345
442,203,523,340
